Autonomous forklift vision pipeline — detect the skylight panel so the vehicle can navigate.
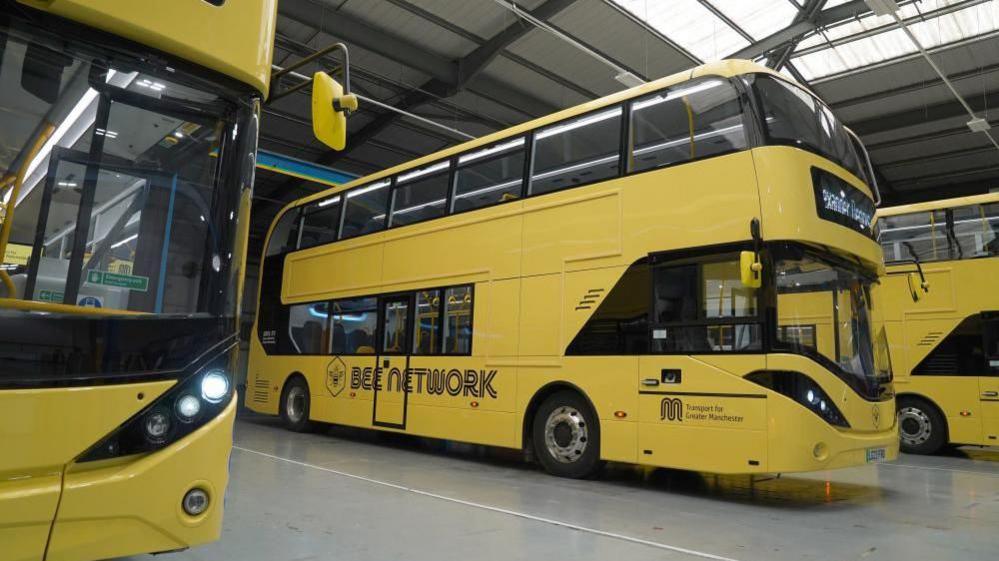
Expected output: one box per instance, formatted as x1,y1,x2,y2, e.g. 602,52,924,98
709,0,799,41
611,0,750,61
791,0,999,80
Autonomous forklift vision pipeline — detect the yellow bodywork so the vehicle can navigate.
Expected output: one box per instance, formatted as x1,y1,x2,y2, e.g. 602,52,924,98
0,379,235,561
17,0,278,96
876,192,999,447
247,60,897,475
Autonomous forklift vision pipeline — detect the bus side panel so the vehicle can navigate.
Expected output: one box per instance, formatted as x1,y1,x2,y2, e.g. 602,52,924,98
245,334,280,415
534,358,640,464
522,186,622,276
620,151,761,258
382,204,524,288
0,381,175,560
897,379,983,446
46,398,236,561
283,237,385,303
637,355,768,473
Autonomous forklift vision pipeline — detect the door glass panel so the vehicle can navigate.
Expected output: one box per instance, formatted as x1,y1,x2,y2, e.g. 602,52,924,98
381,299,410,354
414,289,440,354
443,286,472,355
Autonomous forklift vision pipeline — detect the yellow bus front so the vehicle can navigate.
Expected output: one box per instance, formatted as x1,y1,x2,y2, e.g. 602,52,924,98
0,1,276,559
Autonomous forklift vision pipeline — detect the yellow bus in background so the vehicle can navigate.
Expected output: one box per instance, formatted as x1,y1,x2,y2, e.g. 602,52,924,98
247,59,898,479
876,193,999,454
0,1,282,560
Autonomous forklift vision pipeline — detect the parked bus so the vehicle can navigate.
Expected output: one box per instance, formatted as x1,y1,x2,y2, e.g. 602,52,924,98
0,1,350,559
876,192,999,454
247,59,898,479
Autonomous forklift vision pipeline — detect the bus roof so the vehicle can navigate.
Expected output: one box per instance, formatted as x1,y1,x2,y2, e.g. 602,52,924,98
18,0,278,97
290,59,784,211
876,191,999,218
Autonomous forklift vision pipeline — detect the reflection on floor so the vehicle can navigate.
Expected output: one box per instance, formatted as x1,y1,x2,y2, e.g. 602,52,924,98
124,412,999,561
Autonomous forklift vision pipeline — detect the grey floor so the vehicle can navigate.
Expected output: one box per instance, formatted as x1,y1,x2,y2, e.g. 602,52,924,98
129,412,999,561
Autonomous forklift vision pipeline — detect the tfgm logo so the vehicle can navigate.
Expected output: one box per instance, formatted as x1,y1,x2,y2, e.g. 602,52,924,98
660,397,683,422
326,356,346,397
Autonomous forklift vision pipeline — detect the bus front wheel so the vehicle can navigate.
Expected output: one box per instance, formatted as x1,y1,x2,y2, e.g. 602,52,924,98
280,376,315,433
532,390,603,479
898,396,946,455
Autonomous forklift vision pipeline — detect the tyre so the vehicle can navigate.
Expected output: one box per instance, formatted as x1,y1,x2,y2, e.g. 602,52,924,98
897,396,947,455
532,390,603,479
280,376,315,433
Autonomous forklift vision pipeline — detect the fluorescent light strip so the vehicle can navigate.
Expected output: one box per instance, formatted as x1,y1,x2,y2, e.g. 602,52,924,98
347,180,390,199
632,124,743,157
397,161,450,183
632,80,725,111
535,108,622,140
459,138,525,164
454,179,521,200
317,195,341,208
110,233,138,249
531,154,619,181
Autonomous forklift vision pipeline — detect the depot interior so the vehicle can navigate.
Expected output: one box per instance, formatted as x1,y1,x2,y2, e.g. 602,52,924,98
7,1,999,561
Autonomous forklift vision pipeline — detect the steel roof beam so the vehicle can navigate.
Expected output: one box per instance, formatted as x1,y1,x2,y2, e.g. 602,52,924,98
850,89,999,136
729,0,877,60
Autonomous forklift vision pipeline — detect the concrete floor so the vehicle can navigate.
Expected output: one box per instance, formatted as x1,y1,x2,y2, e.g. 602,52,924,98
132,412,998,561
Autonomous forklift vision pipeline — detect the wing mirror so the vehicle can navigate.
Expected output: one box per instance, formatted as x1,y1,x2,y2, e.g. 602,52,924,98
312,71,357,151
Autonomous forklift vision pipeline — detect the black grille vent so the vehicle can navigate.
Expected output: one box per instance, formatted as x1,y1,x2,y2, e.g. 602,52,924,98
252,378,269,403
575,288,604,310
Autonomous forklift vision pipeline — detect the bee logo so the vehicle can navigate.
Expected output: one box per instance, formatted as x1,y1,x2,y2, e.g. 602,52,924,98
326,357,347,397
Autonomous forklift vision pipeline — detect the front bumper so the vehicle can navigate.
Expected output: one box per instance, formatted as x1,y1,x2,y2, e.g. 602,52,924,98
44,396,237,561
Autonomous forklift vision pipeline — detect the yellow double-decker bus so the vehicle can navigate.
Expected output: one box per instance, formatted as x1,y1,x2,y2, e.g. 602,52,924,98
247,60,898,479
0,1,292,560
876,193,999,454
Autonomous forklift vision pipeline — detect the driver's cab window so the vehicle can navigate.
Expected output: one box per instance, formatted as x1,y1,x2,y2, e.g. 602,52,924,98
651,253,760,353
3,42,231,314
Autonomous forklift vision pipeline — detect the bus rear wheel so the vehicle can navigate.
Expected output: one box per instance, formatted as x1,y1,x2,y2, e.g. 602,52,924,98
898,396,946,455
532,390,603,479
280,376,315,433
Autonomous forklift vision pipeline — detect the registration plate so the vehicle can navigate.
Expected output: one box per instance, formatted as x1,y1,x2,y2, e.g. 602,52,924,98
866,447,887,463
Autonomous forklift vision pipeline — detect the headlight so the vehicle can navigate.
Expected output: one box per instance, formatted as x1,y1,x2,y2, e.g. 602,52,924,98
201,370,229,403
144,411,171,443
77,360,234,462
745,370,850,428
176,394,202,421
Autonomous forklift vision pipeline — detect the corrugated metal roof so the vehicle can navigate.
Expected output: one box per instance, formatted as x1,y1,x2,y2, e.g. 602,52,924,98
257,0,999,213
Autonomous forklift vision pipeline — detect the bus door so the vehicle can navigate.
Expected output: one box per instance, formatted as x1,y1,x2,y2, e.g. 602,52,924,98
22,147,177,311
981,316,999,443
373,294,413,428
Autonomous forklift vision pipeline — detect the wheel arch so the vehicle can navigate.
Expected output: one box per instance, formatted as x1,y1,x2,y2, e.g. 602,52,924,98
521,381,599,452
279,371,309,403
897,391,949,439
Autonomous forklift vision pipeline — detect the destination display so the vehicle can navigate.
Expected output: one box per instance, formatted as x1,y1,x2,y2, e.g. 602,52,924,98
811,167,875,238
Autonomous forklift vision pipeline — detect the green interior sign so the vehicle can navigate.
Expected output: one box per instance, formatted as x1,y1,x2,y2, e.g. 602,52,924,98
86,270,149,292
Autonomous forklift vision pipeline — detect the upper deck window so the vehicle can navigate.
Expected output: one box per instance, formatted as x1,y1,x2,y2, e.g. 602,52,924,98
266,209,301,256
749,74,865,182
530,107,623,195
879,202,999,264
299,195,342,248
390,161,450,227
340,179,390,240
453,138,525,212
629,78,746,173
